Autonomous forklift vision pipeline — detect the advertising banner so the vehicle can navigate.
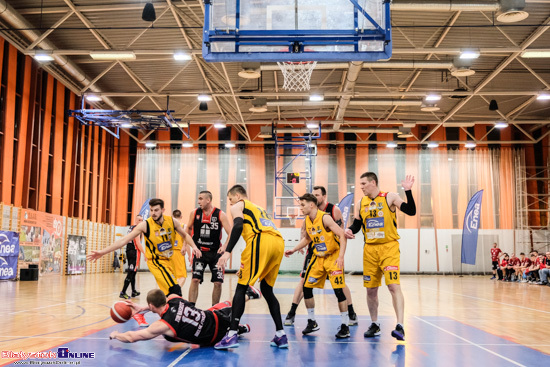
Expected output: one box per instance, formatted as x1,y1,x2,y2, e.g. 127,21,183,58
461,190,484,265
67,235,87,275
0,231,19,280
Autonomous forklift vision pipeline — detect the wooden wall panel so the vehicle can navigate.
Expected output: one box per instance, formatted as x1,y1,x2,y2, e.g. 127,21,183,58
38,74,54,212
51,81,65,214
62,93,76,217
1,45,17,203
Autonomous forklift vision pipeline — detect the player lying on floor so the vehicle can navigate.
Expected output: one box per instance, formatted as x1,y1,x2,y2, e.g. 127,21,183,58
109,289,253,346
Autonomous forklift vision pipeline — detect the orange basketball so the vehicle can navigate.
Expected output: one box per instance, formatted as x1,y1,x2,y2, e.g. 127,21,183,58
110,301,132,323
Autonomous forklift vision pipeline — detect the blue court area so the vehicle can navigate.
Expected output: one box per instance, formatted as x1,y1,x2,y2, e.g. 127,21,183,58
4,313,548,367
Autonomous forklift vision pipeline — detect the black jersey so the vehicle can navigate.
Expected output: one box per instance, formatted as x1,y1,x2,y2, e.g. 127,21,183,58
191,208,223,251
160,297,219,345
125,225,138,257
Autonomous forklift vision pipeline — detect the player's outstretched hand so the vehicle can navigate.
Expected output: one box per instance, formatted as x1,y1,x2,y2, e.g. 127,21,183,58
344,228,355,239
109,331,119,340
192,247,202,259
297,248,305,255
335,256,344,270
216,252,231,271
126,301,147,316
87,250,104,262
401,175,415,190
284,249,295,257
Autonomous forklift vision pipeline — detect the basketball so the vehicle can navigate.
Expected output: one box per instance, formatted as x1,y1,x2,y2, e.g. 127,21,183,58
110,301,132,323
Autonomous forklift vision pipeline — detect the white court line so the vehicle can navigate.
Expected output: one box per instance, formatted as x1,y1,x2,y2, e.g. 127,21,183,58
6,292,119,315
167,347,191,367
414,316,526,367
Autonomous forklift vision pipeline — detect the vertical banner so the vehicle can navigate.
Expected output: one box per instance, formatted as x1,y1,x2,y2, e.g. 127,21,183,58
19,209,64,274
138,198,153,219
337,192,354,229
461,190,484,265
0,231,19,280
67,235,87,274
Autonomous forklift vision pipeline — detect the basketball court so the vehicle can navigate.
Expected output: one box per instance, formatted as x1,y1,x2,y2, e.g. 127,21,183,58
0,0,549,366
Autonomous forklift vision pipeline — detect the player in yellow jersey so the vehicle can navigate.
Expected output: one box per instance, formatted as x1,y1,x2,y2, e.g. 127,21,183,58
345,172,416,341
214,185,288,349
88,198,202,297
172,209,190,289
285,193,350,338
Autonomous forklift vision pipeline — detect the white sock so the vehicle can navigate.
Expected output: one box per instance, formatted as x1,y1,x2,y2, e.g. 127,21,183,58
227,330,238,337
341,311,349,325
276,330,285,337
307,308,315,320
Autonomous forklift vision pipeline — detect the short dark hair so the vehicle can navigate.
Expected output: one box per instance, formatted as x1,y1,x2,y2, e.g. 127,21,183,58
520,252,525,256
299,193,318,206
149,198,164,209
503,253,509,257
199,190,213,201
360,172,378,186
147,289,167,308
172,210,182,218
228,185,247,197
136,214,143,218
313,186,327,196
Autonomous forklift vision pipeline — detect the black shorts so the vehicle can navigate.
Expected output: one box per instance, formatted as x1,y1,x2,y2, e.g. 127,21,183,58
300,251,313,278
192,250,224,283
492,261,499,270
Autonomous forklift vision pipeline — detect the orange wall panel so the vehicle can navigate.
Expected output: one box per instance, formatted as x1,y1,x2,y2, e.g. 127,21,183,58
38,74,54,212
51,81,65,214
1,45,17,204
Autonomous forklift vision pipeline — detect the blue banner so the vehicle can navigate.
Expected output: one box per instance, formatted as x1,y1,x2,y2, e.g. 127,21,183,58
138,198,153,219
337,192,354,229
461,190,484,265
0,231,20,280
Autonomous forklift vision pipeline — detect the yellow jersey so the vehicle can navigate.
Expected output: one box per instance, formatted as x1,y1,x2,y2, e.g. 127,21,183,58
241,200,283,245
173,222,185,250
305,209,340,257
144,215,176,260
359,192,400,245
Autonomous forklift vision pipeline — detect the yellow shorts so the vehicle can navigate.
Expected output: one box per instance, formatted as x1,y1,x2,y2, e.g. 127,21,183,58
238,234,284,287
147,257,178,295
363,240,400,288
304,251,345,289
171,249,187,279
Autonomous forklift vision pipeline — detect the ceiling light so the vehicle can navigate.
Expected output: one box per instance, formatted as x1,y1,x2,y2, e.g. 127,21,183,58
199,101,208,111
90,51,136,60
536,93,550,100
173,52,192,61
306,122,319,129
521,50,550,58
494,121,509,129
85,95,102,102
249,97,267,113
460,50,480,59
182,142,193,148
386,142,398,148
425,94,441,102
145,142,157,148
121,123,133,128
225,142,236,148
448,157,453,161
489,99,499,111
34,52,54,62
258,126,273,138
214,122,226,129
421,103,440,112
198,94,212,102
142,2,156,22
427,142,439,148
238,62,261,79
464,142,476,149
309,94,324,102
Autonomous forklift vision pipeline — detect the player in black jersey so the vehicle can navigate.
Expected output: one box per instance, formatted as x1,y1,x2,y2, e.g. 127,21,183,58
120,215,145,301
108,289,251,346
284,186,357,326
186,191,232,306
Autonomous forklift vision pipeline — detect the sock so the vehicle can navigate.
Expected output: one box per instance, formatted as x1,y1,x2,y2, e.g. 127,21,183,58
373,321,380,327
396,323,404,329
341,311,349,325
347,304,355,316
307,308,315,321
227,330,237,337
275,329,285,337
289,303,298,315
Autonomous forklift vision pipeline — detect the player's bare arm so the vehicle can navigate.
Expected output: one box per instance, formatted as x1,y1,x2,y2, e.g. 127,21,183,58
87,221,147,261
323,215,347,269
216,201,244,270
344,199,363,239
109,321,170,343
332,206,344,229
174,218,202,259
218,210,232,253
388,175,416,215
285,236,311,257
186,210,195,236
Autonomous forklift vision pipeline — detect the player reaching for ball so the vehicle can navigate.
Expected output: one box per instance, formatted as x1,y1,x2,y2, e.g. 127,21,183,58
109,289,252,346
344,173,416,341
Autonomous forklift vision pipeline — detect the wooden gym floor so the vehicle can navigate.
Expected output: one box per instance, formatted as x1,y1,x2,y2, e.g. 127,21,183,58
1,272,549,366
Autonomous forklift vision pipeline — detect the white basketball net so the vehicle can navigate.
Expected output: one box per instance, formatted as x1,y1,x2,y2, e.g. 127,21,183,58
277,61,317,91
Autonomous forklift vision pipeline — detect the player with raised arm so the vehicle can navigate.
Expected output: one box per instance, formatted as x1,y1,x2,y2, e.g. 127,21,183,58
345,173,416,341
214,185,288,349
88,198,201,297
285,193,350,338
284,186,357,326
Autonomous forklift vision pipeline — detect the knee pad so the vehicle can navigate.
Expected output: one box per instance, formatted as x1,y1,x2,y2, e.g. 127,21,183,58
334,288,346,303
167,284,182,297
303,286,313,299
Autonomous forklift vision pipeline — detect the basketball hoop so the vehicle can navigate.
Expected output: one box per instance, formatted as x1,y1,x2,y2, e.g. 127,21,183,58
288,214,298,226
286,206,301,226
277,61,317,91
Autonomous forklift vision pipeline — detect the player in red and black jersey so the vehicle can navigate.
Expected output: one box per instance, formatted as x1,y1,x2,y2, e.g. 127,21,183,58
284,186,357,327
497,253,509,280
489,242,503,280
109,289,251,346
506,253,520,281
